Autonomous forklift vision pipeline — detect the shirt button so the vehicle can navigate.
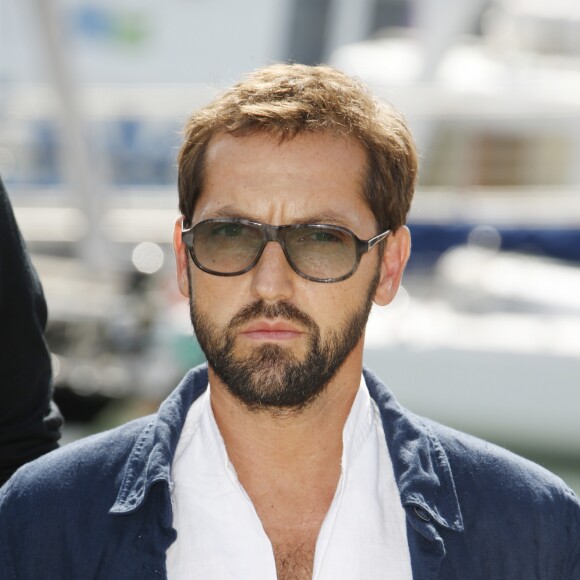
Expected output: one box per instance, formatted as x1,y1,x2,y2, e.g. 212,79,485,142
413,505,431,522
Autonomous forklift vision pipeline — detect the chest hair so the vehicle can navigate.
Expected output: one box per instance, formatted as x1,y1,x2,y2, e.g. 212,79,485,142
274,542,314,580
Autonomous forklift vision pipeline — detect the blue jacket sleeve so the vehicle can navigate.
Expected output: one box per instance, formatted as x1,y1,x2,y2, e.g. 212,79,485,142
564,487,580,579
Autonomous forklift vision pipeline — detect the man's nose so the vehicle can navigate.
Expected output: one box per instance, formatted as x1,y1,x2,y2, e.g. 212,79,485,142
249,241,296,303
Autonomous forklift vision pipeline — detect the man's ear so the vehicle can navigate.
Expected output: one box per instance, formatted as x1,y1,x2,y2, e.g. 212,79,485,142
173,216,190,298
373,226,411,306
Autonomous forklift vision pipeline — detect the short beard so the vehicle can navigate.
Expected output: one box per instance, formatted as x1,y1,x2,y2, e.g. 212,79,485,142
188,268,380,414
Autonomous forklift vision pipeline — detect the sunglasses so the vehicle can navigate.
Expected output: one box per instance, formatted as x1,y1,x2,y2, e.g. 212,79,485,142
181,218,390,283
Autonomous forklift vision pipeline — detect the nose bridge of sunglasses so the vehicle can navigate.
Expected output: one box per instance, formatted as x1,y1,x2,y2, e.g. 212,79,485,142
261,222,284,243
252,225,291,266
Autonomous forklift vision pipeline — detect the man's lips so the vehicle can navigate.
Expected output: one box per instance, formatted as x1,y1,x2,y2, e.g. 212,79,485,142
238,320,305,341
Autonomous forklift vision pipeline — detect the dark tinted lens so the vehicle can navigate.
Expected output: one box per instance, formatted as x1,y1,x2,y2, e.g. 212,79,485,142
193,220,264,273
285,225,357,280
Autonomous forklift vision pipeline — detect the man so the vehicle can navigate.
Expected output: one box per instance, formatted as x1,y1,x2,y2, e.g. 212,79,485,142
0,176,62,487
0,64,578,579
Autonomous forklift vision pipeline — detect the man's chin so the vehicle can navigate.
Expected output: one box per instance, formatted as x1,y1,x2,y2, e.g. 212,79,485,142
208,344,314,408
234,342,300,370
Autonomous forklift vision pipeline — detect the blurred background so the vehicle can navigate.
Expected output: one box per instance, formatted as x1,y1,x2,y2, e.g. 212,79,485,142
1,0,579,492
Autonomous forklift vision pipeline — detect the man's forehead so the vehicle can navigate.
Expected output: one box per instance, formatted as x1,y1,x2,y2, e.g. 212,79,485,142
204,130,365,165
194,132,372,228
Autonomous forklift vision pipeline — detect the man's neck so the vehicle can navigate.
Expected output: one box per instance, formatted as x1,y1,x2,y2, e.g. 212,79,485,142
208,356,363,481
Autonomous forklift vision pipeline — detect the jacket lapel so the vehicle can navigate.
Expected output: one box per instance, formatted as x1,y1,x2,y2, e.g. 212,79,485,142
108,365,210,578
364,367,464,578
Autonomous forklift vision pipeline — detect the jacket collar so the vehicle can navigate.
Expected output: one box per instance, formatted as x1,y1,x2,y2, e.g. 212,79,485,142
110,365,209,515
364,366,464,533
110,363,463,535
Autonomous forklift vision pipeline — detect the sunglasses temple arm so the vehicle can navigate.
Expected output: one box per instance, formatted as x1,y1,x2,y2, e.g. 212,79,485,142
366,229,391,251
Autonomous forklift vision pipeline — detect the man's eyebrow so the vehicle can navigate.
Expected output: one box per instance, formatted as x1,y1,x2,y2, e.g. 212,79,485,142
290,212,352,227
206,207,251,220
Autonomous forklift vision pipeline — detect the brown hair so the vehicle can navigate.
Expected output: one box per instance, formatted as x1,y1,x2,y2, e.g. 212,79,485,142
178,63,417,232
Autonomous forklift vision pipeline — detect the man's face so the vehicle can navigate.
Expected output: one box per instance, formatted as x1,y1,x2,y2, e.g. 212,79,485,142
174,131,407,412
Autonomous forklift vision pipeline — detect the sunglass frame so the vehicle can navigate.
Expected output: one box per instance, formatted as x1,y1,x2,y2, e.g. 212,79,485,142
181,218,390,283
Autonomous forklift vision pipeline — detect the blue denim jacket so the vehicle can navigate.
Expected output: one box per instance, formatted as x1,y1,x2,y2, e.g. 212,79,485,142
1,364,579,579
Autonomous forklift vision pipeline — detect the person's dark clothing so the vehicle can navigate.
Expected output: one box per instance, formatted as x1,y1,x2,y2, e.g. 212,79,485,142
0,176,62,486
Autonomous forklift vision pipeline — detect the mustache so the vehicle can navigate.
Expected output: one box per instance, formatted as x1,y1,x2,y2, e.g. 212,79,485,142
229,300,317,332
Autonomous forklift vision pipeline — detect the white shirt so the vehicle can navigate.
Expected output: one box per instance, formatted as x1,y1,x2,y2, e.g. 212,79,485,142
166,377,412,579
